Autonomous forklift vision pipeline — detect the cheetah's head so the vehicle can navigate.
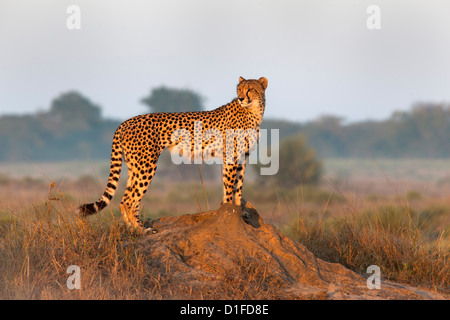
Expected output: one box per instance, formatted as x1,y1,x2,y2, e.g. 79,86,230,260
237,76,268,108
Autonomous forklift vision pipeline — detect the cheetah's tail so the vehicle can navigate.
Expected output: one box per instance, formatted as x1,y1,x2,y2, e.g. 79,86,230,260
76,128,123,217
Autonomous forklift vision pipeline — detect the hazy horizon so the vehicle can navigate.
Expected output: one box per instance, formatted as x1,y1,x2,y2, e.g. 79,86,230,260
1,0,449,123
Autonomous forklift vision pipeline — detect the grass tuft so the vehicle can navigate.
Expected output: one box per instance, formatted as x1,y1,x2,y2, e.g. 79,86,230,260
289,202,449,292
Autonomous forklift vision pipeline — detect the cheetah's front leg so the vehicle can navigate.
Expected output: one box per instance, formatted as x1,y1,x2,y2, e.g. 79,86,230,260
222,163,238,204
233,161,247,206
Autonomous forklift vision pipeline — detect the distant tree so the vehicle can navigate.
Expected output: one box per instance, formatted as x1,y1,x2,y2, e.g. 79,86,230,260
302,115,346,157
141,86,204,113
254,135,322,187
0,115,46,162
0,90,120,162
46,91,119,159
50,91,102,131
277,135,322,187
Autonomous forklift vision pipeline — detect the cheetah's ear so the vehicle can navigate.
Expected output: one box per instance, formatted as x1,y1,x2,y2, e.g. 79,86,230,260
258,77,268,90
239,76,246,83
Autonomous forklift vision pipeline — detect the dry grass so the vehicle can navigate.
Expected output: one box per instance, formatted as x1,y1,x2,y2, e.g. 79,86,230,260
0,196,152,299
0,182,283,299
287,191,449,293
0,167,448,298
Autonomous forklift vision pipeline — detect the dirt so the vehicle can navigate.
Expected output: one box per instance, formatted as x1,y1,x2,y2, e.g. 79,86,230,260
141,202,447,300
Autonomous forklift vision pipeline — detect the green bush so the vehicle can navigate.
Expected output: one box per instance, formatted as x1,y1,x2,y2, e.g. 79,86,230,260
255,135,322,188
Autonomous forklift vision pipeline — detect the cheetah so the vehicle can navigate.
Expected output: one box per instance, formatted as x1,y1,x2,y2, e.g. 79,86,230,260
77,76,268,232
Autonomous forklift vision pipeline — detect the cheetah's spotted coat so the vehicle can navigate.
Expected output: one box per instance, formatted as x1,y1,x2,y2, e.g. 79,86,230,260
77,77,268,231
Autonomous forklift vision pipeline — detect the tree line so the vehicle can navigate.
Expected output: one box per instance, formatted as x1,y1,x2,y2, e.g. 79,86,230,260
0,87,203,162
1,88,449,164
263,102,450,158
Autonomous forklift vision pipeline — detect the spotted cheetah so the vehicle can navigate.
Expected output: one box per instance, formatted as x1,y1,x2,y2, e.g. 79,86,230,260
77,76,268,232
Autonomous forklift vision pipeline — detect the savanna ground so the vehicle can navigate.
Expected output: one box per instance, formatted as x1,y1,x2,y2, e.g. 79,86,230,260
0,158,448,299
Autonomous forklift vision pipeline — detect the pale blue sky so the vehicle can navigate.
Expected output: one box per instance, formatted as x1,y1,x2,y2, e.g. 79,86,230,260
1,0,449,123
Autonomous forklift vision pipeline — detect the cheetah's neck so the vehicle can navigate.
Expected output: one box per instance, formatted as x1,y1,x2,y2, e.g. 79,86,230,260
241,98,265,126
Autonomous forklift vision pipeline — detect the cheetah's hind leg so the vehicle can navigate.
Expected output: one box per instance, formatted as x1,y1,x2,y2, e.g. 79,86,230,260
119,156,159,234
